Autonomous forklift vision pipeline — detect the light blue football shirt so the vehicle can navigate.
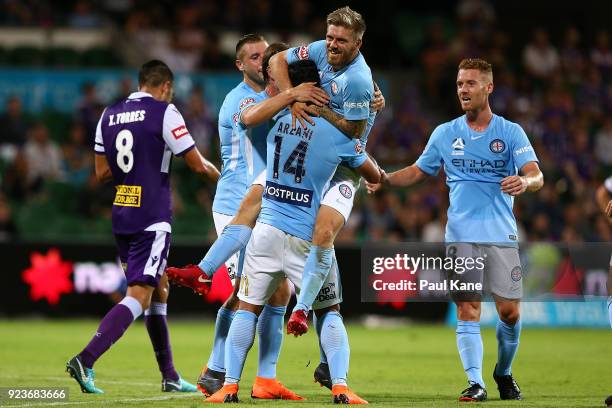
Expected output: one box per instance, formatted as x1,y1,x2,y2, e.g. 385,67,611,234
287,40,375,147
259,113,367,241
211,82,251,216
236,90,269,185
415,114,538,243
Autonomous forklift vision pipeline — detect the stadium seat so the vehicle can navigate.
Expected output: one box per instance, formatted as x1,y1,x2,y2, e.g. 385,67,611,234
45,47,82,67
81,47,121,67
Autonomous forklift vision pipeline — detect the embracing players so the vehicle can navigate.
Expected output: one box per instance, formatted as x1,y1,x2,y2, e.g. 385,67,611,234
368,58,543,402
66,60,219,393
206,59,381,404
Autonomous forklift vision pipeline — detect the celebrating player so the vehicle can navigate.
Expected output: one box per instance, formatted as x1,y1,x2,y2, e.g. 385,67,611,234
206,59,381,404
167,37,327,399
268,6,379,340
66,60,220,394
367,58,543,402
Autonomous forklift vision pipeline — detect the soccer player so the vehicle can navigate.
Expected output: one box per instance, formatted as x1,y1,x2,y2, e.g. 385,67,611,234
206,59,381,404
367,58,543,402
268,6,378,340
66,60,220,394
167,37,327,399
595,176,612,328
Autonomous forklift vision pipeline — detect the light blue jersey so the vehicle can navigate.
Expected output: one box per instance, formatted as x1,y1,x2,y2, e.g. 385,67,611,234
259,113,367,241
236,90,269,185
212,82,253,216
415,114,538,243
287,40,375,146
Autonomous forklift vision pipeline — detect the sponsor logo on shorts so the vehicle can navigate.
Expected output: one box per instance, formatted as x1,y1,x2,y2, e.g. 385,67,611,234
316,282,337,303
264,181,313,208
171,125,189,140
339,183,352,199
510,266,522,282
330,80,339,95
113,185,142,207
490,139,506,153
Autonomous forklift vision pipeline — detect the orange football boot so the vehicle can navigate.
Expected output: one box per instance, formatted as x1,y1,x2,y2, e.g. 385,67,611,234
250,376,304,400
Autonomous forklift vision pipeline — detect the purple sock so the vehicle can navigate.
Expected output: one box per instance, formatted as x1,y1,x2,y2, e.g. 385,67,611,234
79,296,142,368
145,302,179,381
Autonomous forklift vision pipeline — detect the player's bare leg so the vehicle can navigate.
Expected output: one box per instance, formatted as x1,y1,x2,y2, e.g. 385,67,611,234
493,298,522,400
455,300,487,402
288,205,344,335
313,305,367,404
166,186,263,293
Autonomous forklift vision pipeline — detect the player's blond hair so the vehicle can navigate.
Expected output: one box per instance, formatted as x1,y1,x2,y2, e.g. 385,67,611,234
326,6,366,40
458,58,493,82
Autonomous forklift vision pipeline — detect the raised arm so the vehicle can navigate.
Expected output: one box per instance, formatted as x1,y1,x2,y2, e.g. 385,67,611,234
310,105,367,139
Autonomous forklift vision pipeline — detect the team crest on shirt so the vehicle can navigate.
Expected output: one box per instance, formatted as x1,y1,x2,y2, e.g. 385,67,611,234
489,139,506,153
330,80,339,95
294,45,309,60
510,266,522,282
339,184,352,199
239,97,255,110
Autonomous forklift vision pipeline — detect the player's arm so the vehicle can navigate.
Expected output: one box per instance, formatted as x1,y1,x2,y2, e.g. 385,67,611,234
240,83,329,128
365,164,428,193
371,81,385,113
501,161,544,196
354,156,382,184
94,154,112,183
308,105,367,139
183,148,220,182
596,183,612,218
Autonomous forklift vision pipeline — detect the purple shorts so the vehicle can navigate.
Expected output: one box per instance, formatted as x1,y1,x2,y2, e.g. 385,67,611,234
115,230,171,287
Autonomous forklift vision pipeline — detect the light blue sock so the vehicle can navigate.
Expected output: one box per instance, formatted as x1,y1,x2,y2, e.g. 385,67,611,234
608,297,612,328
293,246,333,313
314,313,328,364
456,320,484,387
495,319,521,376
198,225,252,277
207,307,236,373
224,310,257,384
256,305,286,379
319,311,349,385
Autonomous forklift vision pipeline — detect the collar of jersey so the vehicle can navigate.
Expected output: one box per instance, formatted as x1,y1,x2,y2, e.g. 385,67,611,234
128,91,153,99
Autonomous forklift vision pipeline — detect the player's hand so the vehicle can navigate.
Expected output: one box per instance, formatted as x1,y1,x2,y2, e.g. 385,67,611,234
501,175,528,196
366,169,387,194
606,199,612,217
291,102,318,129
289,82,329,106
371,88,385,112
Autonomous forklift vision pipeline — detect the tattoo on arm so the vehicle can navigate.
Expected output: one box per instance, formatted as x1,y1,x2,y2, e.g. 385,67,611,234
315,105,367,139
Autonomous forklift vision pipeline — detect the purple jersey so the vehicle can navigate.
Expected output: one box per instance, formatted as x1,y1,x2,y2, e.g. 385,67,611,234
95,92,195,234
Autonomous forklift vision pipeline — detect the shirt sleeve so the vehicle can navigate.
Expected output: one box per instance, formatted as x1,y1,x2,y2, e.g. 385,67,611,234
237,94,263,126
286,40,327,69
341,75,373,121
162,104,196,156
336,137,367,168
510,123,538,170
605,176,612,193
94,109,105,154
415,125,445,176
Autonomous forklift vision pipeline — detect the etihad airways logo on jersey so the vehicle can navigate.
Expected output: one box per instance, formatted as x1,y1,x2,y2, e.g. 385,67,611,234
344,101,368,109
264,181,313,208
171,125,189,140
451,158,507,174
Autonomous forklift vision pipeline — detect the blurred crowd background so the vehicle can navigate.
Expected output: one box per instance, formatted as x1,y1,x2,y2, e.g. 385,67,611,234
0,0,611,244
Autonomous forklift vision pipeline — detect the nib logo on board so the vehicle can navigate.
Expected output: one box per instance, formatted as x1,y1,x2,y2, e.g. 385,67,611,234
22,249,73,305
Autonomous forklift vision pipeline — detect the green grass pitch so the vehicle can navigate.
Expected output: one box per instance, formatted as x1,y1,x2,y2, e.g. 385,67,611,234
0,319,608,407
